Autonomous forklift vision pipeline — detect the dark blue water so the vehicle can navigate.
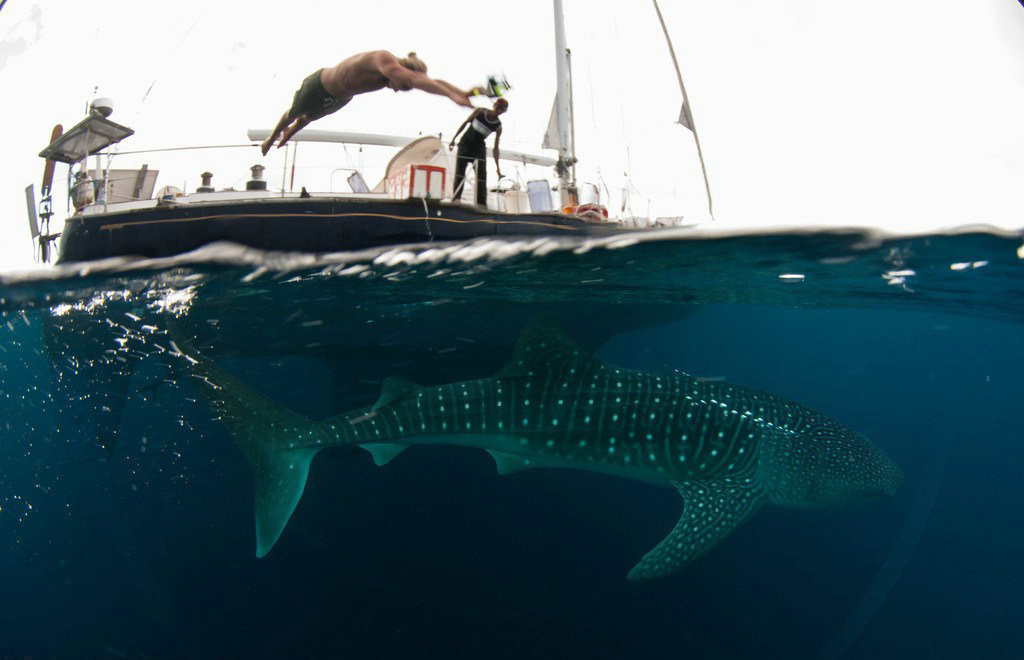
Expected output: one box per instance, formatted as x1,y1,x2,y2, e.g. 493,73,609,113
1,229,1021,658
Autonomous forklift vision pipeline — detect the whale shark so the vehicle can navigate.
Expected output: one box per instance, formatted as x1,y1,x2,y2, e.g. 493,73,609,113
172,318,902,581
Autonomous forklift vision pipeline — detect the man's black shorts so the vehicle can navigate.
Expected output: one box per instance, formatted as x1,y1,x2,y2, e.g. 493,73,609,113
288,69,350,121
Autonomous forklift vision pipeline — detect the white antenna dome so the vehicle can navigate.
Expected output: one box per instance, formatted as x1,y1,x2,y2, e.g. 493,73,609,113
91,97,114,118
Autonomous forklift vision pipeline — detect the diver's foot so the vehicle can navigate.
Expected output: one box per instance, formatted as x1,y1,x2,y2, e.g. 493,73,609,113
260,137,274,156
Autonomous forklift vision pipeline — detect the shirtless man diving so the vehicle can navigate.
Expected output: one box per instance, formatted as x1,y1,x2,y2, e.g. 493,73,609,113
261,51,473,156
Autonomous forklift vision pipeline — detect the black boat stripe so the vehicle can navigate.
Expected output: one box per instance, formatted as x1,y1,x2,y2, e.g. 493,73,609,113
98,211,585,232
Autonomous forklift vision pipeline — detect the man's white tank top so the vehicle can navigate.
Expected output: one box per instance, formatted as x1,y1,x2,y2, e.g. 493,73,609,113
470,111,501,139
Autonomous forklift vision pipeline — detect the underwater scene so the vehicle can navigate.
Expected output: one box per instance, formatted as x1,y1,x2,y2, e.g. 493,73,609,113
1,229,1021,659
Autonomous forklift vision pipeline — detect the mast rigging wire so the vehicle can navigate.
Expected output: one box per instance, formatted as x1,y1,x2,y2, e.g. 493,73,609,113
651,0,715,220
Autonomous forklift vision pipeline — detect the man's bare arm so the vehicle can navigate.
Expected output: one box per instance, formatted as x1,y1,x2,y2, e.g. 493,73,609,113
493,126,503,178
433,78,473,98
409,73,472,106
380,60,472,107
449,110,478,149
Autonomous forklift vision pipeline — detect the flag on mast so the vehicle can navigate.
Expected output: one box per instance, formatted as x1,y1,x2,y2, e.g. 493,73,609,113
678,101,694,132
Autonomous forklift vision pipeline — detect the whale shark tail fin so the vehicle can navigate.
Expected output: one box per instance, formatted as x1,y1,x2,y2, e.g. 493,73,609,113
167,323,321,558
628,476,765,581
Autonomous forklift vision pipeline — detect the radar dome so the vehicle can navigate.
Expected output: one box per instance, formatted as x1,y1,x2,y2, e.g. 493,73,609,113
91,97,114,118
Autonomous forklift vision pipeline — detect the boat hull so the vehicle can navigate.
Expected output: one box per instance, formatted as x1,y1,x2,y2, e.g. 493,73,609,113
57,196,623,263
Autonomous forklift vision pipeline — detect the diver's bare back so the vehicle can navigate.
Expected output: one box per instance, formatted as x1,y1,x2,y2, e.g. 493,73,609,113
320,51,395,99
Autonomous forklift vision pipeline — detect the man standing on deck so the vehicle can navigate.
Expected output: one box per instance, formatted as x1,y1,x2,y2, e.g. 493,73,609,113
261,51,473,155
448,97,508,206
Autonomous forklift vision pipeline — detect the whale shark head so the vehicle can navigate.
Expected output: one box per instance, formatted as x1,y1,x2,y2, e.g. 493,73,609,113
819,432,904,502
763,423,903,507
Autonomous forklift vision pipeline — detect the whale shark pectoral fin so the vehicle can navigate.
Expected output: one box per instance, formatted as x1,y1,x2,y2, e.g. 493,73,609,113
360,443,409,466
487,450,542,475
373,377,424,410
627,477,764,582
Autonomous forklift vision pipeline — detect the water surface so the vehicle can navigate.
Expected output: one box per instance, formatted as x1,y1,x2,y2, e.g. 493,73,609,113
1,227,1021,658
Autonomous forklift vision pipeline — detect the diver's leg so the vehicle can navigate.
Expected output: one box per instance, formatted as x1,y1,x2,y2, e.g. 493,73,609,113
453,149,470,201
262,111,293,156
277,115,312,149
474,155,487,206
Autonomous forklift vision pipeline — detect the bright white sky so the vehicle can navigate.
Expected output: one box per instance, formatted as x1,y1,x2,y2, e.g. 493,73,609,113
2,0,1023,271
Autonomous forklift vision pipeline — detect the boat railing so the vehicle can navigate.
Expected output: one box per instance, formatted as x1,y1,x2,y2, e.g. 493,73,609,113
65,138,570,216
59,135,635,227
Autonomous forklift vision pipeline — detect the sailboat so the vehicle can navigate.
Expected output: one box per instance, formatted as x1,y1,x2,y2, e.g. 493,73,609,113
27,0,707,264
35,0,710,469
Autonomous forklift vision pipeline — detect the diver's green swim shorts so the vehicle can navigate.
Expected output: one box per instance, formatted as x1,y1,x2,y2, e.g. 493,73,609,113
288,69,350,121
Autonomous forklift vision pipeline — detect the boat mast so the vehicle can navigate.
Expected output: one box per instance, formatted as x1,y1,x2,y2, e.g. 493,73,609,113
552,0,577,207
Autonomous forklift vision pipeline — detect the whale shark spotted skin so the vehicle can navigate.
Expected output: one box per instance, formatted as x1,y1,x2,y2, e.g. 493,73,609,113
174,319,902,581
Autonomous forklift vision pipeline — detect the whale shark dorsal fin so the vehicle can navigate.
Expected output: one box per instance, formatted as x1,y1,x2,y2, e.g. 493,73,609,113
497,318,601,379
627,477,765,582
373,376,424,410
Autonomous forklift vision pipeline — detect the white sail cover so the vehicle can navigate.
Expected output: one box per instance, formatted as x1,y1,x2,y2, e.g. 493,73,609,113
542,99,562,150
